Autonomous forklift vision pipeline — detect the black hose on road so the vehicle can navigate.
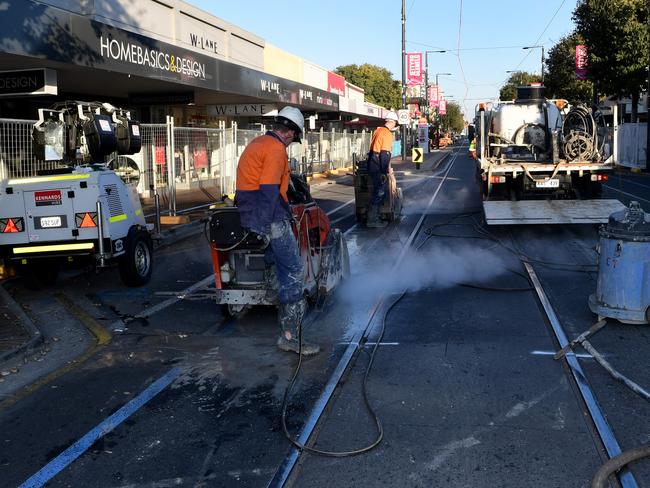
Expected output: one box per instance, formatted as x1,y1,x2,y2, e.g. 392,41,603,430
592,445,650,488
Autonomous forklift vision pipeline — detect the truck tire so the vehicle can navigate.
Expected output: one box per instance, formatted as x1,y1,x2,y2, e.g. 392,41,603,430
221,303,250,320
118,230,153,287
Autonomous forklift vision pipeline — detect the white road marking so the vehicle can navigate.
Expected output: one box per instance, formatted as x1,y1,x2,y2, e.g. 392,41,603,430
603,185,650,204
531,350,594,359
325,198,355,216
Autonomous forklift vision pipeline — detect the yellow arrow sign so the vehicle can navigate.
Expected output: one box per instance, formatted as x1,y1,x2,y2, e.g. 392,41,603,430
412,147,424,163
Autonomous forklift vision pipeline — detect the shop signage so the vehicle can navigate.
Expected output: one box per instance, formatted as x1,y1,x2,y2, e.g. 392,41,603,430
0,68,57,96
188,32,219,55
100,35,207,80
327,72,345,96
207,104,278,117
0,2,338,111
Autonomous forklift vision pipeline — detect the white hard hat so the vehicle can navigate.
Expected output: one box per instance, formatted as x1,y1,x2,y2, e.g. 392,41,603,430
384,111,399,123
275,106,305,142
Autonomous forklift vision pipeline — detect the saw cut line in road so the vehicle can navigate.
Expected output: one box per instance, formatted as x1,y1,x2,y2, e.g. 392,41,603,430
108,275,215,332
18,367,181,488
267,145,463,488
523,262,639,488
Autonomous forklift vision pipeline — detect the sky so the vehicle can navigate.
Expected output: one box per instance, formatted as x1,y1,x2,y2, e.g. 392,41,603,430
191,0,579,119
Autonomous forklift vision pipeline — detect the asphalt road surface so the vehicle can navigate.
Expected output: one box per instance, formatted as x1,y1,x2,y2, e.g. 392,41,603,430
3,150,650,488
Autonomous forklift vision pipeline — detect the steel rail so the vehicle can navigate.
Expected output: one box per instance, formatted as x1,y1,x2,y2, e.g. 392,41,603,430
267,147,463,488
524,262,639,488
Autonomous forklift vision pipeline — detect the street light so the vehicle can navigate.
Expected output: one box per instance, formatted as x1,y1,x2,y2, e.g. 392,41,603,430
522,45,544,82
435,72,452,87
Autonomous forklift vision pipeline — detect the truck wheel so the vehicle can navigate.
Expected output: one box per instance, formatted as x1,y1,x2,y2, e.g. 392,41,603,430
221,303,250,320
118,230,153,287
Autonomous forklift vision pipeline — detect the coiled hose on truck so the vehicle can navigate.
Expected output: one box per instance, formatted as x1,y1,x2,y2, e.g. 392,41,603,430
562,105,605,161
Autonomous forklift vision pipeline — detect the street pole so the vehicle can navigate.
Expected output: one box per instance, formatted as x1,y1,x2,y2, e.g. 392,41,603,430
435,73,440,144
646,2,649,170
523,45,544,82
401,0,407,161
424,55,429,122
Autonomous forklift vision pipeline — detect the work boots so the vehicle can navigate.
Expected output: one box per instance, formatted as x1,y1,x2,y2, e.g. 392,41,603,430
366,205,387,228
277,299,320,356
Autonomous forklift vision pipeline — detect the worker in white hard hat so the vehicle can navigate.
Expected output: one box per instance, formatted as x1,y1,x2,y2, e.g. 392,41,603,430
366,111,399,227
235,106,320,356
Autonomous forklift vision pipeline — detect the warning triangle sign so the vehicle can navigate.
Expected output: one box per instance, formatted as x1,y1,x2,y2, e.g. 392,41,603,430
3,219,18,233
80,213,96,228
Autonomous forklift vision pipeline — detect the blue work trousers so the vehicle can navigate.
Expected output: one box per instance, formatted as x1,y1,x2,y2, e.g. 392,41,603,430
265,220,304,304
369,171,388,206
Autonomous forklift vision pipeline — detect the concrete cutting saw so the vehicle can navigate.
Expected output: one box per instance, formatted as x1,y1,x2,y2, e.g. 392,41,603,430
352,159,403,224
205,174,350,318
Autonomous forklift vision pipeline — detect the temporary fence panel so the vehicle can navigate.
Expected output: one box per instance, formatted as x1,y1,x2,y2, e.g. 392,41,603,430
617,123,648,169
139,123,168,198
1,117,372,214
0,118,67,179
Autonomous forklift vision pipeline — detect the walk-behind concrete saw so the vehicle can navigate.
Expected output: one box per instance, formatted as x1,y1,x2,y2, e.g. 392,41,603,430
352,158,403,224
206,174,350,318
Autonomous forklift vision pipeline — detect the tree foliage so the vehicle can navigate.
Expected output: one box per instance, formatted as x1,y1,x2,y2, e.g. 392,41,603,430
334,64,401,109
573,0,649,116
544,32,594,104
499,71,541,100
439,101,464,133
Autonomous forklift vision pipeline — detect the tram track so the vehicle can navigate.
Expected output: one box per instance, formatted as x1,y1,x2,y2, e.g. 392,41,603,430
524,260,640,488
267,146,463,488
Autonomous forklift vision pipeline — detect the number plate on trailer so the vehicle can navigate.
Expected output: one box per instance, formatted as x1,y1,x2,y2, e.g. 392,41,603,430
39,216,62,228
535,179,559,188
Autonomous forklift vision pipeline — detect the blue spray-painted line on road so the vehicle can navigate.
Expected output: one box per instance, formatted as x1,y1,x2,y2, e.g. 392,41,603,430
18,367,182,488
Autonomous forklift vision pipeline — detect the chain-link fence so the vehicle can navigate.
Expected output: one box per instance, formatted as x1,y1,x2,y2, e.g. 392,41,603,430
0,117,370,214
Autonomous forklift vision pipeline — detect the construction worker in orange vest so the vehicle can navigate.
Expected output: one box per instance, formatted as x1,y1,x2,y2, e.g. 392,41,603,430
366,111,399,228
235,106,320,356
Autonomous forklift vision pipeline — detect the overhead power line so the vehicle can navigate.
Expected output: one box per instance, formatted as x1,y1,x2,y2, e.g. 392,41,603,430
407,41,542,52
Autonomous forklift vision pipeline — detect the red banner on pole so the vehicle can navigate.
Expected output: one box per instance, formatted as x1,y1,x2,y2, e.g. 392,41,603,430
407,53,423,86
428,85,439,106
438,99,447,115
575,44,588,80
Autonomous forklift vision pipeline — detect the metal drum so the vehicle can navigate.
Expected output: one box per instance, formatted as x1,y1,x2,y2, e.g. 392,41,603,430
589,201,650,324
